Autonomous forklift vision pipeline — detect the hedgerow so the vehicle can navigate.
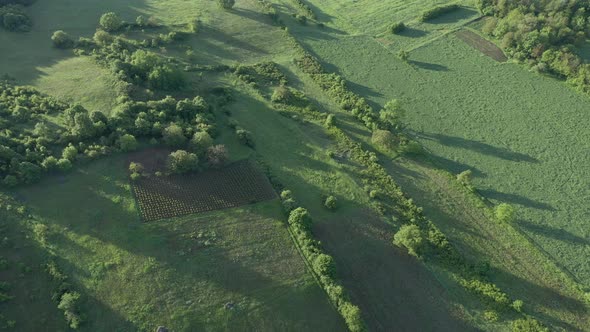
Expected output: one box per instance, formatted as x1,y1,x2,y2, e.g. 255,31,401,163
419,4,460,22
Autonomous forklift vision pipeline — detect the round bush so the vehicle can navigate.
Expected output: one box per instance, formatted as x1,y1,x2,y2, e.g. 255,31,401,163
51,30,74,49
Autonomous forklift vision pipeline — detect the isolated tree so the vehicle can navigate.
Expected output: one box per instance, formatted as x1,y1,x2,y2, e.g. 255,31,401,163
495,203,516,223
51,30,74,49
236,128,254,147
167,150,199,174
379,99,405,130
162,124,186,147
206,144,229,168
390,22,405,34
99,12,123,32
371,129,396,151
118,134,138,152
324,195,337,210
218,0,236,10
393,224,423,257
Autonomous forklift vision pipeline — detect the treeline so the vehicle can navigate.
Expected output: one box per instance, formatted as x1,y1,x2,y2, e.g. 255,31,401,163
478,0,590,93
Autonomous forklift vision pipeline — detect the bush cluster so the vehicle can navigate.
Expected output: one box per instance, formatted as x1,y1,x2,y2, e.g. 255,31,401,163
389,22,405,34
0,4,31,31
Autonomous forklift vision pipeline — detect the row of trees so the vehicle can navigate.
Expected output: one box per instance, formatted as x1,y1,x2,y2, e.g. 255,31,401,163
478,0,590,93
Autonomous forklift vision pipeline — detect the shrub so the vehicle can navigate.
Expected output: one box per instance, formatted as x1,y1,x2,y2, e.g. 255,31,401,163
324,114,335,127
57,159,72,172
118,134,138,152
456,169,472,185
324,195,337,210
93,30,113,46
512,299,524,313
371,130,396,151
280,190,293,200
393,224,424,257
483,310,499,322
295,14,307,25
206,144,229,168
511,317,549,332
99,12,123,32
390,22,405,34
495,203,516,223
236,128,254,147
51,30,74,49
167,150,199,174
397,49,409,62
282,198,297,212
271,85,292,103
399,141,424,156
218,0,235,10
58,292,82,329
129,162,144,174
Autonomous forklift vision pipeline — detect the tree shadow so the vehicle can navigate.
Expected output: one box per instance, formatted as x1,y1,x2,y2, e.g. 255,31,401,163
398,27,428,38
422,153,487,178
478,189,555,211
417,132,539,163
410,60,449,72
518,220,590,246
231,8,275,26
315,210,479,332
427,7,479,25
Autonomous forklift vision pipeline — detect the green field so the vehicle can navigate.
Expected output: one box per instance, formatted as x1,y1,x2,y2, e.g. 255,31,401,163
2,0,590,331
11,155,345,331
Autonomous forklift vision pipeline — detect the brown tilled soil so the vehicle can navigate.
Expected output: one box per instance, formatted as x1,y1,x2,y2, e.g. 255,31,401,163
456,29,507,62
129,159,277,221
314,209,476,332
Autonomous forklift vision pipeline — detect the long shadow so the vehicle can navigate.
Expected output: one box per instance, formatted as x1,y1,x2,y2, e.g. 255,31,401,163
417,132,539,163
518,220,590,246
398,27,428,38
410,60,449,72
478,189,555,211
423,153,487,178
314,211,479,332
427,7,479,25
231,8,274,26
489,265,588,331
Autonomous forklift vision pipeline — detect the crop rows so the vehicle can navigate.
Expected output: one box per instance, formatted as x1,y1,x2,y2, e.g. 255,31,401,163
132,161,277,221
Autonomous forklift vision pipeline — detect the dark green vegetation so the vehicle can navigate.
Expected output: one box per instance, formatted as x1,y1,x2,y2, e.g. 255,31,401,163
1,0,590,331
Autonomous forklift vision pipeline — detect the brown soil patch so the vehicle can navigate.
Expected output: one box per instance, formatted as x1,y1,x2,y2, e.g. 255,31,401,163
456,29,507,62
130,160,277,222
314,209,475,332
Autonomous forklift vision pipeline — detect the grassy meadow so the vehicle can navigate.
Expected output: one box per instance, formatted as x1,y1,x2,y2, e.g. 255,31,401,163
13,155,345,331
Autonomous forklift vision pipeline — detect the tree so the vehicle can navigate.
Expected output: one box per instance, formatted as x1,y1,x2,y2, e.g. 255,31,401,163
324,195,337,210
51,30,74,49
62,145,78,161
162,124,187,147
167,150,198,174
371,130,396,151
313,254,336,278
236,128,254,147
148,65,185,90
99,12,123,32
190,131,213,154
495,203,516,223
288,207,312,231
118,134,138,152
218,0,235,10
379,99,405,130
206,144,229,168
393,224,424,257
58,292,82,329
390,22,405,34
